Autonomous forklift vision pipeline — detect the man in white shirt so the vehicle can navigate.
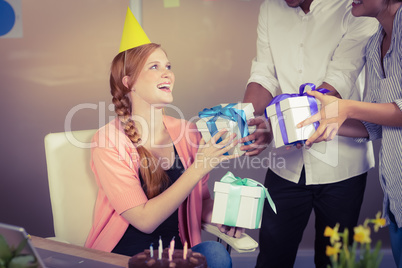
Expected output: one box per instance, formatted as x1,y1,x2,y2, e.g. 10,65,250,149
240,0,378,267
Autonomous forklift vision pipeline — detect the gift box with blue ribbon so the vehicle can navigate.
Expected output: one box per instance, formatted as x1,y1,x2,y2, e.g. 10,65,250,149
211,171,277,229
265,83,330,148
196,103,256,156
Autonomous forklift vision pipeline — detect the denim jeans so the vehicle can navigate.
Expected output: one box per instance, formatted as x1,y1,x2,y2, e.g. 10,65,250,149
389,210,402,268
192,241,232,268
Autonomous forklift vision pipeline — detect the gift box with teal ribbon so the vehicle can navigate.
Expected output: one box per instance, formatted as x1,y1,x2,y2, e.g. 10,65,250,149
196,103,256,156
265,83,330,148
211,171,277,229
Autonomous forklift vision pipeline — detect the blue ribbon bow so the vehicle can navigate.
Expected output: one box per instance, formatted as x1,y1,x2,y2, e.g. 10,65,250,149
220,171,277,228
265,83,330,145
198,103,252,150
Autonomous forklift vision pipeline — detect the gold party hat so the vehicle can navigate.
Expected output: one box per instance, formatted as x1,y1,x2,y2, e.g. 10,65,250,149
119,7,151,53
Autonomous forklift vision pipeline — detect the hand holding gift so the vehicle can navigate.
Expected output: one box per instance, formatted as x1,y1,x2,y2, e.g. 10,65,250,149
297,90,349,148
196,103,256,156
239,116,273,156
211,171,276,229
265,83,330,148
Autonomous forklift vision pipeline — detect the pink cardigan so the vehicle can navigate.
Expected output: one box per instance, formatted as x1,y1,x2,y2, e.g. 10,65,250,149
84,116,210,252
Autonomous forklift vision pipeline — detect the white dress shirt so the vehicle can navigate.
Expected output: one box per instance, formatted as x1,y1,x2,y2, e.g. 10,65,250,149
247,0,377,185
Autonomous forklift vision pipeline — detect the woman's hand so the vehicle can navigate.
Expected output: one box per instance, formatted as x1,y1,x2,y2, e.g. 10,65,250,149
297,90,348,147
193,129,240,176
217,224,245,238
239,116,272,156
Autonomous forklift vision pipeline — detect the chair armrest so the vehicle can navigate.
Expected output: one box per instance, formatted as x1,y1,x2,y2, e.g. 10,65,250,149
201,223,258,253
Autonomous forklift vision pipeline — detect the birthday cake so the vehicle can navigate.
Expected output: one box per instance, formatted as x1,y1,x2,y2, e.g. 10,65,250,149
128,248,208,268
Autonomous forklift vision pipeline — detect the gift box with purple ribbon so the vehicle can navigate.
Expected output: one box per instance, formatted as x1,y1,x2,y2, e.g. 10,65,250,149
211,171,277,229
265,83,329,148
196,103,256,155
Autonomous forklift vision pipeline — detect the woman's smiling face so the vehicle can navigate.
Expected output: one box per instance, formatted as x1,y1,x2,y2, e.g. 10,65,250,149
351,0,388,18
131,47,175,108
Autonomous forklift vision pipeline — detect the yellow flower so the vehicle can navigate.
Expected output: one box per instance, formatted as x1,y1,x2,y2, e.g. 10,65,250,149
326,242,342,261
324,223,340,244
372,212,386,232
353,225,371,244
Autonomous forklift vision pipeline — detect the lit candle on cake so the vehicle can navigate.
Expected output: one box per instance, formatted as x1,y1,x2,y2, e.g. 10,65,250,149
168,237,175,261
150,243,153,258
158,236,162,260
183,241,188,260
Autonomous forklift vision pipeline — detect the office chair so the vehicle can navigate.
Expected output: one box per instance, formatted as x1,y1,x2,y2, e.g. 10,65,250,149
44,129,258,253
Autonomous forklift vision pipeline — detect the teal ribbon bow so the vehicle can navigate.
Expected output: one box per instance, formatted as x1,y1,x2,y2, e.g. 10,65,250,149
198,103,252,148
220,171,277,228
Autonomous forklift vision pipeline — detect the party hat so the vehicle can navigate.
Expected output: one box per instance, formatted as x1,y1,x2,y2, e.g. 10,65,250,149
119,7,151,53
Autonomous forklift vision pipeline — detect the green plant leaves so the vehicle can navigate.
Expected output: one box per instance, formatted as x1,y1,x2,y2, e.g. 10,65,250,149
0,235,37,268
0,235,13,264
8,255,37,268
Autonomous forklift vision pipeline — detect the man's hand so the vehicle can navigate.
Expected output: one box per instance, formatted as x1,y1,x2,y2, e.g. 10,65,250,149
239,116,272,156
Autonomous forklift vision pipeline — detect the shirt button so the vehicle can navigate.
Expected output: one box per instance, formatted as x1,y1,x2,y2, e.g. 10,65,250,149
300,43,304,47
299,70,302,73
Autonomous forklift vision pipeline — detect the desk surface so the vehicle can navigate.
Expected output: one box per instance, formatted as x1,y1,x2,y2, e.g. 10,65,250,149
31,236,130,267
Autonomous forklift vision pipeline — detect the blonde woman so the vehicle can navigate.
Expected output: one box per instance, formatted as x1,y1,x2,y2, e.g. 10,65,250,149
85,43,241,268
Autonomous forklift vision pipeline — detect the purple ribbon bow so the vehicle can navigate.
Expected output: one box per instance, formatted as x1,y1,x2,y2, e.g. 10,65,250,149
265,83,330,145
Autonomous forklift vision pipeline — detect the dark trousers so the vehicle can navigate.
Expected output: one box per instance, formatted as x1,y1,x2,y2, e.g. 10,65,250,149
255,168,367,268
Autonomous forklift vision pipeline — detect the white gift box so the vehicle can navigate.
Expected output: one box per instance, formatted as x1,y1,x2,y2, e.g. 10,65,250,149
196,103,256,155
266,96,320,148
211,181,265,229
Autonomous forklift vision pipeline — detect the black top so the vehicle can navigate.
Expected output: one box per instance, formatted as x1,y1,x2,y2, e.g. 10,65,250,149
112,146,185,256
